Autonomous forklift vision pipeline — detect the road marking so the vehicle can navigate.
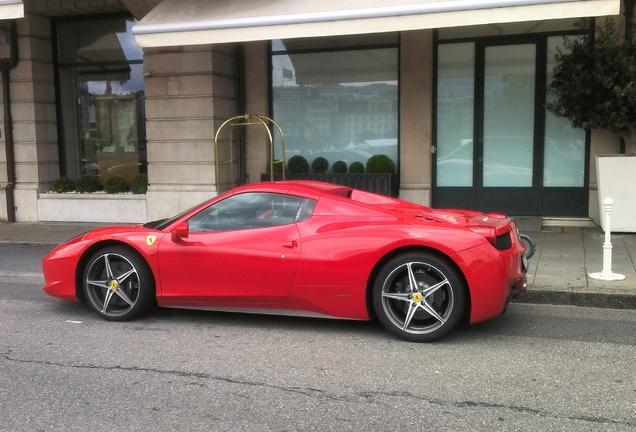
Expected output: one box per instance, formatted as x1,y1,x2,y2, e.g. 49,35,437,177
0,270,44,283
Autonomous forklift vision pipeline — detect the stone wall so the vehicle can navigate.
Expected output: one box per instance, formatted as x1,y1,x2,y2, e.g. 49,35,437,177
5,13,58,221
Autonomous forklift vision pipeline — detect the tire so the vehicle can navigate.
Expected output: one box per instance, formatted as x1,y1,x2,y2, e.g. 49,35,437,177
83,245,155,321
519,233,536,260
372,252,467,342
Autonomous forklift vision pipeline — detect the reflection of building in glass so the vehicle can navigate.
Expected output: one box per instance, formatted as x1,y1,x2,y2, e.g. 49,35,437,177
57,17,145,182
437,77,474,152
273,84,398,153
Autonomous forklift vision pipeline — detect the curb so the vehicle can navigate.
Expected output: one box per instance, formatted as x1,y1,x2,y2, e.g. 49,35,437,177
514,290,636,310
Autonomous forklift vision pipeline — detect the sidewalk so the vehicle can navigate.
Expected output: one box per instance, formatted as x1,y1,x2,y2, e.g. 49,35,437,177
1,221,635,310
520,226,636,309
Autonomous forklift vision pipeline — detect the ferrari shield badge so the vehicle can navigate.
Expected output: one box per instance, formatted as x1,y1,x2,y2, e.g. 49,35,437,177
146,235,157,246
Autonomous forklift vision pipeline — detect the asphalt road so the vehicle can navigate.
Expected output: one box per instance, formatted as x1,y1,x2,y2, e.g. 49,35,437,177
1,245,636,431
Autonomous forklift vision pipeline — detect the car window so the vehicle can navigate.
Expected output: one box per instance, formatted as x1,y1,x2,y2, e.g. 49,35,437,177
188,192,310,232
296,198,317,222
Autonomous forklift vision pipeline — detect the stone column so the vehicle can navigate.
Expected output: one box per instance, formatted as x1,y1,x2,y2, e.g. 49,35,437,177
243,41,270,186
399,30,434,206
1,13,58,221
144,44,238,221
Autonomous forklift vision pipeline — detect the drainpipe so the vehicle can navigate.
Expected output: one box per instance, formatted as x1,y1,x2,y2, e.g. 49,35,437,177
1,20,18,222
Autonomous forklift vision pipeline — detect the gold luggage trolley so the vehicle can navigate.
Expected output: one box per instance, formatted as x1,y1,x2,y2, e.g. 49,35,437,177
214,114,286,193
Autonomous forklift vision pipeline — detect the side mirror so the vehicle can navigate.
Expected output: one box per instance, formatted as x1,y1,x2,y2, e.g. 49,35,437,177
171,222,189,242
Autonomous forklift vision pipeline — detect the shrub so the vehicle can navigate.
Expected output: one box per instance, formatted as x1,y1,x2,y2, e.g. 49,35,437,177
287,155,309,173
366,154,396,174
547,18,636,153
75,174,101,193
52,177,75,193
332,160,348,174
103,176,129,194
311,157,329,173
130,173,148,194
349,161,365,173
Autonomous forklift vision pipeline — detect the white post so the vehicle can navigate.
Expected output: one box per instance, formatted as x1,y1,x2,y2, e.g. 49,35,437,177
589,198,626,281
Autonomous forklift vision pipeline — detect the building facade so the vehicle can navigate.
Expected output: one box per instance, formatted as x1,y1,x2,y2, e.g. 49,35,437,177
0,0,624,225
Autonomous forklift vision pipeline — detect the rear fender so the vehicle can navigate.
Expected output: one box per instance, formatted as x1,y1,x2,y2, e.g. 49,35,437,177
365,245,472,322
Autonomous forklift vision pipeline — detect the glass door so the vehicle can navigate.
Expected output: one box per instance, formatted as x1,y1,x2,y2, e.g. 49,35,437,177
478,42,539,214
482,44,535,188
434,37,588,216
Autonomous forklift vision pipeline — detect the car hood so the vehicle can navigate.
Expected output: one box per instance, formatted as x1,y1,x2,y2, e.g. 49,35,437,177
81,225,151,239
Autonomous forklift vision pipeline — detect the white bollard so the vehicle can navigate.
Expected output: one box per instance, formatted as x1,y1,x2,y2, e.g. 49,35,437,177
589,197,626,281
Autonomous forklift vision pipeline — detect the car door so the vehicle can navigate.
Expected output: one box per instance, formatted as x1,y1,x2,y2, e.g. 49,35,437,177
156,192,304,305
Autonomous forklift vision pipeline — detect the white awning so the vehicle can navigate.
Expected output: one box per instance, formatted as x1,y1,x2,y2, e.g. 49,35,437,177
133,0,620,48
0,0,23,19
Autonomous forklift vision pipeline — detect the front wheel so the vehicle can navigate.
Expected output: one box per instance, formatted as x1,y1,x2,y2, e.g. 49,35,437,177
373,252,467,342
83,246,155,321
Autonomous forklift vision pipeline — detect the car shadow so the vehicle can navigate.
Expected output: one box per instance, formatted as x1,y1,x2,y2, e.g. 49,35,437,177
46,301,636,346
148,306,385,337
460,303,636,346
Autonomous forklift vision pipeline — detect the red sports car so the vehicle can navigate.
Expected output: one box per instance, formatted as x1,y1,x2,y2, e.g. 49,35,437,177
43,181,528,342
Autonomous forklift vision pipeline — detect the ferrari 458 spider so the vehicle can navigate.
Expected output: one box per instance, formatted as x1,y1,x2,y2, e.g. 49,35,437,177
43,181,528,342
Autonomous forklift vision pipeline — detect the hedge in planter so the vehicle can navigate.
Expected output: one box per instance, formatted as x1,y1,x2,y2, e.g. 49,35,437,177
287,155,309,173
53,177,75,193
349,161,365,173
76,174,101,193
366,154,395,174
332,160,348,174
131,173,148,194
311,157,329,173
103,176,129,194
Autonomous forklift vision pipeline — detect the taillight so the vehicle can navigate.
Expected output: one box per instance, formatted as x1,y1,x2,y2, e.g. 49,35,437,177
468,225,497,246
468,225,513,250
495,232,512,250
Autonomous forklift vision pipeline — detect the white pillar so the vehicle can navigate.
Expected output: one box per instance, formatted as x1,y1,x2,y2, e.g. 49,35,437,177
589,198,626,281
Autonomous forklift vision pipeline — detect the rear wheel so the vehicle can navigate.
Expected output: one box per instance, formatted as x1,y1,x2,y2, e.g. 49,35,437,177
83,246,155,321
373,252,466,342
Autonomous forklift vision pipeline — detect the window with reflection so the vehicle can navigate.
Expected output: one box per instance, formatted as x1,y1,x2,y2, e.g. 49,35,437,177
188,193,310,232
55,16,146,184
271,34,398,173
483,44,536,187
436,42,475,187
544,36,586,187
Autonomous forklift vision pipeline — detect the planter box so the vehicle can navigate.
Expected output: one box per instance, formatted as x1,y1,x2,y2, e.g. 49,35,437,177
38,193,147,224
596,154,636,232
261,173,398,197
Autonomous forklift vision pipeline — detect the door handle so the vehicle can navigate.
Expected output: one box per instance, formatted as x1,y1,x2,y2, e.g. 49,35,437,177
282,240,298,249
